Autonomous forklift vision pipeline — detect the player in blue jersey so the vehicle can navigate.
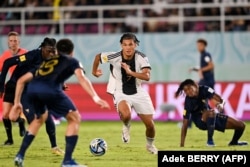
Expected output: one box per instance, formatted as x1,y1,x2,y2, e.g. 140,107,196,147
12,38,110,167
190,39,215,89
175,79,248,147
0,37,64,155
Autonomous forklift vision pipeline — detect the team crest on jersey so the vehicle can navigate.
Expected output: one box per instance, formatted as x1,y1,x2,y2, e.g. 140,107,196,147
102,55,108,63
19,55,26,62
183,109,187,116
202,99,206,103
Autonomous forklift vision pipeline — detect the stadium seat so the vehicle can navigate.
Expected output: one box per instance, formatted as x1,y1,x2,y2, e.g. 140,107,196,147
89,24,98,33
13,25,21,34
0,26,11,35
25,25,37,34
76,24,87,33
37,25,51,34
64,24,75,34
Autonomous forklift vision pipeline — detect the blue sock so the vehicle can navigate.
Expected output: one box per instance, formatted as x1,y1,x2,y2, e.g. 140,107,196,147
17,132,35,158
206,117,215,142
45,115,57,148
63,135,78,162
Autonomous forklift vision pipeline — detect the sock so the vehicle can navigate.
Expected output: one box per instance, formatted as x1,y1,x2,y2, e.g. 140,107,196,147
16,117,26,136
146,137,154,146
45,115,57,148
230,129,244,144
17,132,35,158
206,117,215,142
63,135,78,162
3,118,13,141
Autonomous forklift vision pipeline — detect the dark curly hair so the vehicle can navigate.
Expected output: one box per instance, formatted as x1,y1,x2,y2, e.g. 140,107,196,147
175,79,196,98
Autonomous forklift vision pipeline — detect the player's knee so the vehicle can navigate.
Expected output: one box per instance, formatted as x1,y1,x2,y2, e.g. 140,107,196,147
66,111,81,124
119,110,131,121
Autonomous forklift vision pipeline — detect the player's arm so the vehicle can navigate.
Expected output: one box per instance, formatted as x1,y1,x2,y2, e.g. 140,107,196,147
211,93,225,112
0,56,20,93
200,61,214,72
180,118,189,147
92,53,103,77
14,72,33,104
74,68,110,109
121,63,151,81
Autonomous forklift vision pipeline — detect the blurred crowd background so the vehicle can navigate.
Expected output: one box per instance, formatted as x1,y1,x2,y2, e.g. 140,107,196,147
0,0,249,34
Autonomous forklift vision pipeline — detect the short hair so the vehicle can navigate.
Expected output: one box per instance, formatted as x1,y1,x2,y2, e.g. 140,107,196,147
197,38,207,46
39,37,56,48
120,33,140,45
175,79,196,98
56,38,74,55
8,31,19,37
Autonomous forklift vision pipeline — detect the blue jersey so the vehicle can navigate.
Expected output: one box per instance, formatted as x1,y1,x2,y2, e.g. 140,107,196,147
0,49,43,91
199,51,215,87
183,85,215,120
27,54,83,93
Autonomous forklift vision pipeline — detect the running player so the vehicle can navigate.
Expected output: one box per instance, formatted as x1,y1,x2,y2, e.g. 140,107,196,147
0,31,27,145
175,79,248,147
189,39,215,89
0,37,64,155
92,33,158,154
12,38,110,167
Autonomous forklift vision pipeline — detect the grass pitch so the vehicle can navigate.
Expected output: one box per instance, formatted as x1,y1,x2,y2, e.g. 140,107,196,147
0,121,249,167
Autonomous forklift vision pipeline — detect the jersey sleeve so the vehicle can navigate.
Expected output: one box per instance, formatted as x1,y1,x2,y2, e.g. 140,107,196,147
138,54,151,69
71,58,85,73
203,85,215,99
204,52,212,63
100,52,116,64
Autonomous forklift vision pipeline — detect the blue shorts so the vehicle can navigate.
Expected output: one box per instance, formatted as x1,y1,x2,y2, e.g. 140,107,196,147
21,91,35,124
27,91,77,119
192,113,228,132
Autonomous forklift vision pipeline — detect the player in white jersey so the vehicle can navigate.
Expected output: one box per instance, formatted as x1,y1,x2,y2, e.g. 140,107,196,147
92,33,157,154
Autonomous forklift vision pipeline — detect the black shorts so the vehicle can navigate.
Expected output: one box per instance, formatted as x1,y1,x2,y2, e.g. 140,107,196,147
3,81,16,103
193,113,228,132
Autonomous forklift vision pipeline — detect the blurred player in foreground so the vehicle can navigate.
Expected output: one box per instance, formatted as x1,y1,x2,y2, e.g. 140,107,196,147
0,37,64,155
175,79,248,147
12,38,110,167
0,31,27,145
92,33,157,154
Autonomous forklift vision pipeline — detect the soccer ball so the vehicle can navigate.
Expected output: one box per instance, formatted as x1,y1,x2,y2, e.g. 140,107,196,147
89,138,107,156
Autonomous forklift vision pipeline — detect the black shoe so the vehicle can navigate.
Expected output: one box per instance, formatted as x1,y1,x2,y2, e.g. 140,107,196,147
2,139,13,145
228,141,248,146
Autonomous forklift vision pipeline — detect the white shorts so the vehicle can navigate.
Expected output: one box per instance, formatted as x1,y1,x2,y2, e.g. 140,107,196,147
114,89,155,115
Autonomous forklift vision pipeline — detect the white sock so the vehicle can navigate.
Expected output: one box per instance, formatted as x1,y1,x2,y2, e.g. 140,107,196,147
146,137,154,146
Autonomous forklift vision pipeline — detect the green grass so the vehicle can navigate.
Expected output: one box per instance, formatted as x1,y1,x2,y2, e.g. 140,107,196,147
0,121,249,167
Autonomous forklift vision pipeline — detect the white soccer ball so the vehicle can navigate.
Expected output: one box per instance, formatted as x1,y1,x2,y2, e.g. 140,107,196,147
89,138,107,156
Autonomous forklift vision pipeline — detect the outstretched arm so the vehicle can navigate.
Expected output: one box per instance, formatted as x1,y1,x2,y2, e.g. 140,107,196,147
75,68,110,109
180,118,189,147
211,93,225,112
92,54,103,77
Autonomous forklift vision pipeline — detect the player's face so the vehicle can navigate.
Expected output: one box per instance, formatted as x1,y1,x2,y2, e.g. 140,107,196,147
42,46,56,60
183,84,198,97
8,35,20,52
197,42,205,52
121,39,137,59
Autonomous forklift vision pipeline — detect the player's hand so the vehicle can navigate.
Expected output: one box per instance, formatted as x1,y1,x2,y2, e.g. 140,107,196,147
96,99,111,109
121,62,132,75
92,69,103,77
9,103,23,121
216,100,225,113
62,84,69,91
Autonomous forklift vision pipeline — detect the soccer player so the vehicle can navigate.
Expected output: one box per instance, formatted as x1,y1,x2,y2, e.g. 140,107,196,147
12,38,110,167
92,33,158,154
0,37,64,155
189,39,215,89
0,31,27,145
175,79,248,147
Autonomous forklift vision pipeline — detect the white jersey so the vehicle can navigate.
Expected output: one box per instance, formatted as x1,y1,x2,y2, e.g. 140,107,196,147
101,51,151,95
